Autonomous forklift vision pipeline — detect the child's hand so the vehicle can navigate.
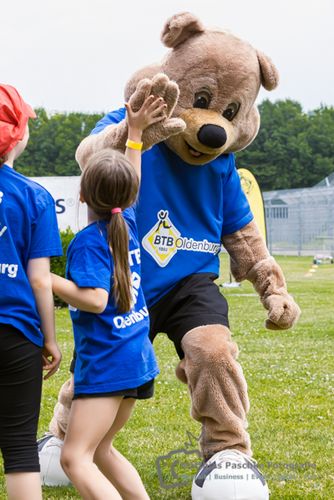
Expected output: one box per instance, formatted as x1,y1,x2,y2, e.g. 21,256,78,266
125,95,167,134
42,340,62,380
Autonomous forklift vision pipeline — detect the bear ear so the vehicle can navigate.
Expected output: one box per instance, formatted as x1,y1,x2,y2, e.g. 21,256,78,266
257,50,279,91
161,12,205,48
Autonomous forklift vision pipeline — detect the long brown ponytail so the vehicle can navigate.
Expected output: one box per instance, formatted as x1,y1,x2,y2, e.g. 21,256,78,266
107,213,132,312
81,149,139,313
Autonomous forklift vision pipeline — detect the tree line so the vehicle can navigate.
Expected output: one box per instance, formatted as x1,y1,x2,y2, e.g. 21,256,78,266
15,100,334,191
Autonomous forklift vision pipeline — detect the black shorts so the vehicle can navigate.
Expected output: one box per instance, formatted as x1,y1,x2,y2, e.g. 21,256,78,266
73,378,154,400
0,324,42,473
149,273,229,359
69,358,155,402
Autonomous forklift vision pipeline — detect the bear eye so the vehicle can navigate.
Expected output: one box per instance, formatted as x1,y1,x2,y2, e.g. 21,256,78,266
223,102,240,121
193,91,211,109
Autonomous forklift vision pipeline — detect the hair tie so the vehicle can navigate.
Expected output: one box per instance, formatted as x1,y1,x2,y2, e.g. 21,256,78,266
111,207,122,215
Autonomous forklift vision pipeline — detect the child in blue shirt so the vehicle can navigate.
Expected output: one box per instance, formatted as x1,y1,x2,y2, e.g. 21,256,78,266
51,95,166,499
0,84,62,500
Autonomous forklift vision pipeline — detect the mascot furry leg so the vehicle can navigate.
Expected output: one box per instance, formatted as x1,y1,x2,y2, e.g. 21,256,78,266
176,325,251,459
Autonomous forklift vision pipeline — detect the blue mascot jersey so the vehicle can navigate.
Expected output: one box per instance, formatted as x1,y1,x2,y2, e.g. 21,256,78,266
0,165,62,346
92,108,253,307
66,208,159,396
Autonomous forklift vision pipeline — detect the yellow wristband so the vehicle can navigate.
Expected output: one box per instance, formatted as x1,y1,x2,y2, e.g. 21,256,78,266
126,139,143,151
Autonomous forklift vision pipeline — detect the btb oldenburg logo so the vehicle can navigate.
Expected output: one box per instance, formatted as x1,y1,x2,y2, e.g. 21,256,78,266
142,210,221,267
142,210,180,267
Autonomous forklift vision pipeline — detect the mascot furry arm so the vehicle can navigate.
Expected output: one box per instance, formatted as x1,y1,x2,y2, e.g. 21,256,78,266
76,73,186,167
222,221,300,329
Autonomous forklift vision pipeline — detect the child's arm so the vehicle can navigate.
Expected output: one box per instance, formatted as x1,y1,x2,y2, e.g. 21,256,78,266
51,273,109,314
27,257,62,379
124,95,166,180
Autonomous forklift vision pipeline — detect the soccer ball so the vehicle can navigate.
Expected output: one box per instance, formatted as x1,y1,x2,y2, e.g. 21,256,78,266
38,435,71,486
192,449,269,500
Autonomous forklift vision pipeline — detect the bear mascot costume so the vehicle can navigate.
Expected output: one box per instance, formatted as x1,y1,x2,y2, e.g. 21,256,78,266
40,12,300,499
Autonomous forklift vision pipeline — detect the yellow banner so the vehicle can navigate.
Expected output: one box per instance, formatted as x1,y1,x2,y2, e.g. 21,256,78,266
238,168,267,244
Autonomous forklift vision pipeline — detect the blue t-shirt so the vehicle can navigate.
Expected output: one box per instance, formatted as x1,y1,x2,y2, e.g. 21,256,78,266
66,207,159,396
0,164,62,346
92,108,253,307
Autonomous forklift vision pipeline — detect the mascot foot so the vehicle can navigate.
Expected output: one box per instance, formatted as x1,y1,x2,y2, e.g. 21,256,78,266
192,449,269,500
38,434,71,486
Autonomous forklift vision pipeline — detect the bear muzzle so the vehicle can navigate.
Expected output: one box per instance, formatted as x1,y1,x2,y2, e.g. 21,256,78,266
166,108,236,164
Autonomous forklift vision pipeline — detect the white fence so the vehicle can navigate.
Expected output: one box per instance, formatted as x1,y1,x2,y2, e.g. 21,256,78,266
264,186,334,256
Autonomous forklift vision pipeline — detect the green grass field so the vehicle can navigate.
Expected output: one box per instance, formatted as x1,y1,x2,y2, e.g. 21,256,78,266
1,255,333,499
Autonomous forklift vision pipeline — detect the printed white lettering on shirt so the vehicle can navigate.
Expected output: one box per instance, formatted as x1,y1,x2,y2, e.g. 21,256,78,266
176,237,221,254
113,306,148,329
0,191,7,236
129,248,141,266
0,263,18,278
130,271,141,307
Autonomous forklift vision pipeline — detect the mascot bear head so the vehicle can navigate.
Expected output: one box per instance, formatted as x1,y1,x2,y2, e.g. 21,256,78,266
125,12,279,165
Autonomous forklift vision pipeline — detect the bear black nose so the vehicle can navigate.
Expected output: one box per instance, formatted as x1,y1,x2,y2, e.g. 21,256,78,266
197,124,227,148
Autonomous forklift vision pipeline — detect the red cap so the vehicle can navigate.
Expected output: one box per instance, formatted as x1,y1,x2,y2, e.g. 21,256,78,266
0,84,36,158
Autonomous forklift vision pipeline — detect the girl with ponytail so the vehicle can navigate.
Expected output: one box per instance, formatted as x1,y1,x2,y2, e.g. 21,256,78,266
51,95,166,499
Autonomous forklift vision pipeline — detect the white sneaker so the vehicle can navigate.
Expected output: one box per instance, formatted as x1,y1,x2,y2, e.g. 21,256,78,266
38,434,71,487
192,449,269,500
